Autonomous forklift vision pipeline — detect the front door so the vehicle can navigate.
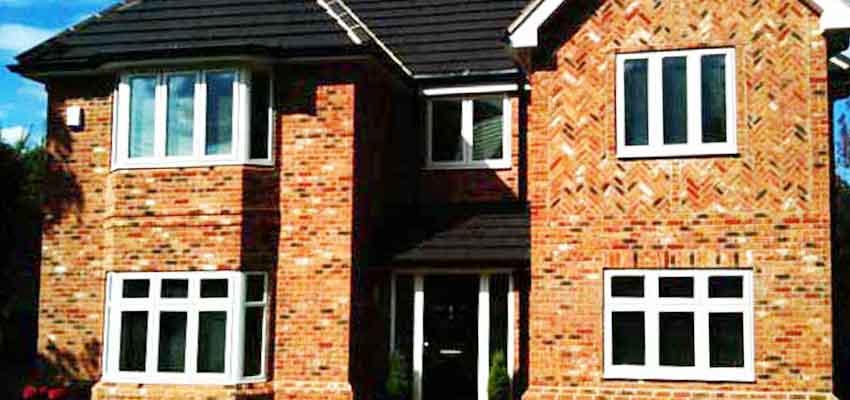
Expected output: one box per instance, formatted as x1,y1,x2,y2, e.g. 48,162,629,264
422,275,479,400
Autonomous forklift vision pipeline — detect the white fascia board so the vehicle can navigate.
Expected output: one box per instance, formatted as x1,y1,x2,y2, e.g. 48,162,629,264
508,0,565,48
816,0,850,30
421,84,519,97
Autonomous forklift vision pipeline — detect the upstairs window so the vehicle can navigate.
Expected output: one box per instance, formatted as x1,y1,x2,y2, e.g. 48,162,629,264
426,95,512,169
603,269,754,382
616,48,737,158
103,272,269,384
114,68,273,169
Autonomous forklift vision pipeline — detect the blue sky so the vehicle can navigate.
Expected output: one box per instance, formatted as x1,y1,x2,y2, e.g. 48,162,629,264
0,0,114,145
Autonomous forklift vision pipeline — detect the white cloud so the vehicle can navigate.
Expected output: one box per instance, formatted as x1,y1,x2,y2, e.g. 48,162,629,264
0,23,56,53
1,125,28,145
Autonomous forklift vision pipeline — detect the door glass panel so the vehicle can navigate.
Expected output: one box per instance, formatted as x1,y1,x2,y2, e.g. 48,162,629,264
710,312,744,367
119,311,148,371
128,76,156,158
157,312,187,372
662,57,688,144
393,275,414,390
702,55,728,143
624,59,649,146
489,275,509,363
197,311,227,373
250,71,271,160
166,74,195,157
612,311,645,365
472,98,504,161
206,72,235,155
423,276,478,400
659,312,695,366
431,100,463,162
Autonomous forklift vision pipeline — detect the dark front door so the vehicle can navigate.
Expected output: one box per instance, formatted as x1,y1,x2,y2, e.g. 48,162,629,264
423,275,479,400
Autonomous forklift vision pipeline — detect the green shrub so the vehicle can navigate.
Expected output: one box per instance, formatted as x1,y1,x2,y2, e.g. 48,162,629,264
488,351,510,400
385,351,410,400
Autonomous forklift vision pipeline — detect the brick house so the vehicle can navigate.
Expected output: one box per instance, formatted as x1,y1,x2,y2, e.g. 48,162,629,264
8,0,850,399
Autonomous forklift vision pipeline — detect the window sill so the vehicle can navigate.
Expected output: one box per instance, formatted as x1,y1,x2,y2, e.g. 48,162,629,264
423,160,512,171
111,159,274,171
101,374,268,386
617,143,738,159
603,368,755,383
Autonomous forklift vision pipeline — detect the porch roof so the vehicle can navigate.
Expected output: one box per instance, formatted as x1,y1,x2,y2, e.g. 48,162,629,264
381,202,530,266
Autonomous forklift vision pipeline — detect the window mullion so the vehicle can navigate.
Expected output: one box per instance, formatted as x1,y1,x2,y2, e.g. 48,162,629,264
185,279,200,376
647,57,663,151
199,72,209,158
462,99,473,163
146,303,159,374
239,70,251,162
687,54,703,147
233,275,246,380
154,74,167,159
193,72,205,158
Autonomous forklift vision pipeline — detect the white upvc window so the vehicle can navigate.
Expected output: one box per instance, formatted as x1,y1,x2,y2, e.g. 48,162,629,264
616,48,737,158
103,271,269,385
112,68,274,170
425,95,512,170
603,269,754,382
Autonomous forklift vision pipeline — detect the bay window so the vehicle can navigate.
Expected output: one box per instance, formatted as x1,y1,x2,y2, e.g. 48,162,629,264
616,48,737,158
113,68,273,169
603,269,754,382
103,272,269,384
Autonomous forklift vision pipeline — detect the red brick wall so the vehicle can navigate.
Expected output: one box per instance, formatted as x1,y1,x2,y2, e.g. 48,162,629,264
524,0,833,398
39,62,377,399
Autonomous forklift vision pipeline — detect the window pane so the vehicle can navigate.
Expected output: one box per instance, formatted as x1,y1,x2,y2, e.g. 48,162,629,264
472,98,504,161
200,279,229,298
702,55,728,143
166,74,195,157
122,279,150,298
611,276,644,297
128,76,156,158
250,71,271,160
624,59,649,146
662,57,688,144
243,307,264,376
206,72,235,155
659,277,694,298
246,275,265,302
659,312,695,366
612,311,645,365
161,279,188,298
157,312,187,372
119,311,148,371
197,311,227,373
709,276,744,298
431,100,463,162
710,313,745,367
489,275,509,361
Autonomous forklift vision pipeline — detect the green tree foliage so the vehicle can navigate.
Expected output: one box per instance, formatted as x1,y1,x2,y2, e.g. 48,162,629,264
385,351,410,400
488,351,510,400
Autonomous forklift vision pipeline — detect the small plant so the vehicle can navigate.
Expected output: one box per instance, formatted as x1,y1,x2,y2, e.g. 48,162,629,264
385,351,411,400
488,350,511,400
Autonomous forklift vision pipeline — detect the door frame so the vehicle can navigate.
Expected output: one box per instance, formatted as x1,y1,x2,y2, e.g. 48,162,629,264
390,269,516,400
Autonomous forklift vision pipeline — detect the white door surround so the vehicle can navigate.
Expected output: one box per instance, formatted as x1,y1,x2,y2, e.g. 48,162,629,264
390,270,517,400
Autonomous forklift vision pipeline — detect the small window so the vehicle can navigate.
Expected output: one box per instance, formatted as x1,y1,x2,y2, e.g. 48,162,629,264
114,68,274,169
104,272,269,384
604,270,753,382
426,95,511,169
616,48,737,158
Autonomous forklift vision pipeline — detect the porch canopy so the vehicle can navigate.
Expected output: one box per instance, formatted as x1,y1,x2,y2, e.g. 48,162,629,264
379,202,530,267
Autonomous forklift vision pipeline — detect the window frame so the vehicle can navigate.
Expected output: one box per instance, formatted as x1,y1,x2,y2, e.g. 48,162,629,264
615,48,738,159
102,271,269,385
603,269,755,382
425,95,512,170
112,67,274,170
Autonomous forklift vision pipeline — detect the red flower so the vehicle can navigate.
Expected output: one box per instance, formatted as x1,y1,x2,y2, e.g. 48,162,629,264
47,387,69,400
21,385,38,400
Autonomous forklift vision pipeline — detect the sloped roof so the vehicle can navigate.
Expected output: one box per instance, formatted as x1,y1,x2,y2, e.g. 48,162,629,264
344,0,527,77
12,0,361,74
